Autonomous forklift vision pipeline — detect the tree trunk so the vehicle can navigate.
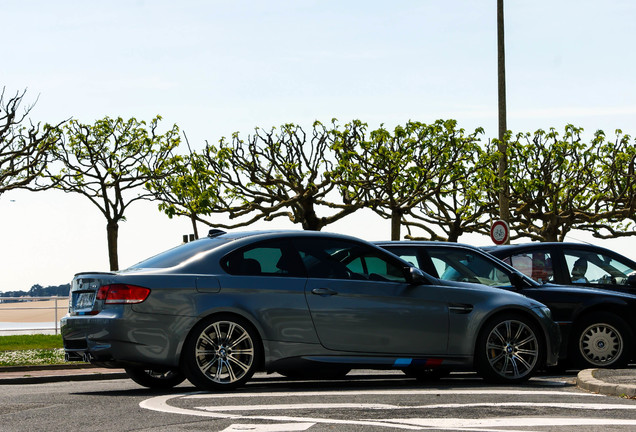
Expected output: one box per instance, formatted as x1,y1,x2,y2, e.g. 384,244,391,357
107,220,119,271
191,213,199,239
301,198,323,231
391,209,401,240
447,218,462,242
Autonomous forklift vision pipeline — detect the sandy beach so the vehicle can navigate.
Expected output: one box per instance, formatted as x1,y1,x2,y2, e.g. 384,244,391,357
0,299,69,323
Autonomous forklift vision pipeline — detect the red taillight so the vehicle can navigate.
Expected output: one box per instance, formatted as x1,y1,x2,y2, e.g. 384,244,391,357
96,284,150,304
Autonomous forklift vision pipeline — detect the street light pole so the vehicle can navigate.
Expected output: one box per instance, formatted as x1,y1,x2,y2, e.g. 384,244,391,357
497,0,510,240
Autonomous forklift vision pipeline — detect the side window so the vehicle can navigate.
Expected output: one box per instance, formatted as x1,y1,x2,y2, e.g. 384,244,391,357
380,246,435,275
504,251,553,283
221,240,304,277
294,238,407,282
564,251,635,285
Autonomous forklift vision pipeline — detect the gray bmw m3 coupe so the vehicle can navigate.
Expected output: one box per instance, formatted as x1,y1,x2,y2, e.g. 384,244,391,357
61,230,559,390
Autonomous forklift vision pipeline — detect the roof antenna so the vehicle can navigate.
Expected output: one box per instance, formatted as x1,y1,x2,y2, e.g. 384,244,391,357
208,229,226,238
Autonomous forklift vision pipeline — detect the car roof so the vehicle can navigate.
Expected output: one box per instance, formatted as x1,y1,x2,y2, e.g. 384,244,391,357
375,240,478,249
481,242,631,257
213,229,371,242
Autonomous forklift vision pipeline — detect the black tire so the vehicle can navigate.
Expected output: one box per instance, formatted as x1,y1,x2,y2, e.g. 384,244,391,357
125,367,186,389
475,313,543,383
182,315,262,391
570,312,633,369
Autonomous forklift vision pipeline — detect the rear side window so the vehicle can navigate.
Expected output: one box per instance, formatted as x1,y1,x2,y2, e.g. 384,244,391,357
221,239,305,277
504,251,554,283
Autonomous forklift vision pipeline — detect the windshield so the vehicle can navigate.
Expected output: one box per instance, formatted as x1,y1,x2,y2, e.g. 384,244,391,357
427,248,518,287
384,244,533,288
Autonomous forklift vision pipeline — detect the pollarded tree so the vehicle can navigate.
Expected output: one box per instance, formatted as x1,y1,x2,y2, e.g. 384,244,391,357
576,129,636,238
401,123,490,242
0,88,63,196
487,125,603,242
146,138,221,240
333,119,484,240
41,116,181,270
193,121,365,231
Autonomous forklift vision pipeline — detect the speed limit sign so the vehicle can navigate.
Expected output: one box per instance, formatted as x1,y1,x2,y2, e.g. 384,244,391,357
490,220,509,245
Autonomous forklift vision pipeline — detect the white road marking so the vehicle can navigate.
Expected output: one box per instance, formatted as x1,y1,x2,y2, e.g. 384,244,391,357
220,423,315,432
196,402,636,412
183,389,603,399
198,403,397,412
384,416,636,429
140,388,634,431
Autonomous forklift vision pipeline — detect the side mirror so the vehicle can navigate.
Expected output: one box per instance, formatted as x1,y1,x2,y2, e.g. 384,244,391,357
405,266,428,285
509,271,525,289
627,272,636,287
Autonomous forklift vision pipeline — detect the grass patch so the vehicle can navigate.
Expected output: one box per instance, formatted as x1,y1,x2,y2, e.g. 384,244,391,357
0,349,66,366
0,335,71,366
0,334,63,351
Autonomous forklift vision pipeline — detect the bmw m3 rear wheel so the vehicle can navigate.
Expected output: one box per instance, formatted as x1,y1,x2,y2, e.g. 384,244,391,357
476,313,543,383
125,367,186,389
183,315,262,390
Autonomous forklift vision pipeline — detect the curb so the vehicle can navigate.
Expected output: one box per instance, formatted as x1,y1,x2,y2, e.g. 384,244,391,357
0,363,94,373
0,364,127,385
576,369,636,398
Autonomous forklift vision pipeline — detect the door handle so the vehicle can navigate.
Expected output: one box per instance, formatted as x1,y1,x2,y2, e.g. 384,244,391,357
311,288,338,296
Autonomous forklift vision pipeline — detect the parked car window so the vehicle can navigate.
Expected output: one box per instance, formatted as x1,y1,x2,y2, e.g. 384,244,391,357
426,249,513,287
294,238,407,282
221,240,304,277
503,251,554,283
564,251,635,285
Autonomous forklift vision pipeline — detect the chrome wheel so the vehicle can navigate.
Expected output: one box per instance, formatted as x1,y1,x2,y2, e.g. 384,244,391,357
579,322,623,367
480,318,540,382
186,318,259,389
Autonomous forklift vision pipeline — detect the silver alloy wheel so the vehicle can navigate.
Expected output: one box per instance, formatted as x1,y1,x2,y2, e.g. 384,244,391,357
194,320,255,384
485,319,539,379
579,322,623,366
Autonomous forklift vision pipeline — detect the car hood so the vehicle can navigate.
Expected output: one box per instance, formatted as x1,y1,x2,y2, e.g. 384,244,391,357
434,278,547,309
526,282,636,300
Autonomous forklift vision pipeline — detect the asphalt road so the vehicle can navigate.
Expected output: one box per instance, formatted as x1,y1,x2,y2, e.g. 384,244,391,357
2,370,636,432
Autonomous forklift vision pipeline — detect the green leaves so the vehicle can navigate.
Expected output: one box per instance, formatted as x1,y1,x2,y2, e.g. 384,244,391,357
484,125,636,241
42,115,181,270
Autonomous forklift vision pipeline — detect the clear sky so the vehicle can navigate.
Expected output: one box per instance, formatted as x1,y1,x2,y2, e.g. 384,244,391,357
2,0,636,292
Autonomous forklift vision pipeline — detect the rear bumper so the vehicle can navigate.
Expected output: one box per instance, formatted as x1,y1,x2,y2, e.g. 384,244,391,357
61,310,193,369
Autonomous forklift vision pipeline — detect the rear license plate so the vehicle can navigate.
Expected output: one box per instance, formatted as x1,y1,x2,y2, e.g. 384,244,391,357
76,292,96,309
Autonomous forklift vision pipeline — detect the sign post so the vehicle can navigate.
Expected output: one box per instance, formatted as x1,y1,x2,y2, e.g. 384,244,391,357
490,220,509,245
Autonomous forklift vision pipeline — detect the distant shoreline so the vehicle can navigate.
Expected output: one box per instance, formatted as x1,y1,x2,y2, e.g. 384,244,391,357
0,299,69,323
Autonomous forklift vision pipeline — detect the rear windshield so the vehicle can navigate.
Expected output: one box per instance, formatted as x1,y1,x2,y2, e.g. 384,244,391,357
128,237,230,269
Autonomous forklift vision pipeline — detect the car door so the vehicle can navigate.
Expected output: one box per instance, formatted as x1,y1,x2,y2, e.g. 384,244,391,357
217,239,317,344
296,237,449,355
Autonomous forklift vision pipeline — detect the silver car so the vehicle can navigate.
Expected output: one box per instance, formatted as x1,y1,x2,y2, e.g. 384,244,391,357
61,230,559,390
